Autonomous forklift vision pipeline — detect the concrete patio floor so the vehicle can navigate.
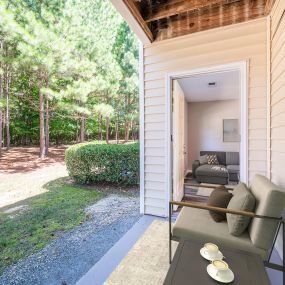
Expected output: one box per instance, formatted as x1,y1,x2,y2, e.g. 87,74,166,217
76,215,283,285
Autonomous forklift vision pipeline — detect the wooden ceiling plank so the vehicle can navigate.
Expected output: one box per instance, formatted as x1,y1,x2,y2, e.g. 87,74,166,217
122,0,154,42
145,0,234,23
264,0,275,15
154,0,266,41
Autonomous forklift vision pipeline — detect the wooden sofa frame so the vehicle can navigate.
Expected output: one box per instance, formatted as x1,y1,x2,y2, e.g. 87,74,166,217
169,184,285,285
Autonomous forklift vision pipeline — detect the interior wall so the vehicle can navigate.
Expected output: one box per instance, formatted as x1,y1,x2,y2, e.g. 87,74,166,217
269,0,285,259
188,100,240,166
143,18,267,216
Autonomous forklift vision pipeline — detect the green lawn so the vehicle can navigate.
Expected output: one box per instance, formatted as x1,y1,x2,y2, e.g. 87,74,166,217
0,178,101,273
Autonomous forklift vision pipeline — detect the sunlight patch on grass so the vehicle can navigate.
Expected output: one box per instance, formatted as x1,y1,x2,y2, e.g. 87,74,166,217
0,178,101,273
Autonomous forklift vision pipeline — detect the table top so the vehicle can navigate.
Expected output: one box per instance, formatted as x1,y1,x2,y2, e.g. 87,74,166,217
164,239,270,285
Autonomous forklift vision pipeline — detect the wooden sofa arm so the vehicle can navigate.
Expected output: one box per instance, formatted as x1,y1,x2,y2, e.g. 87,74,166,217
169,201,282,221
184,183,235,191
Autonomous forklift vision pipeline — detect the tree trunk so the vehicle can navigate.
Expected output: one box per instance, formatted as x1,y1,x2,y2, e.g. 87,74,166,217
98,115,102,141
130,121,135,141
80,115,85,143
2,114,5,148
115,120,119,144
45,95,49,155
5,70,10,150
39,87,46,159
0,41,3,156
124,121,129,143
76,120,80,143
0,74,2,156
106,117,110,144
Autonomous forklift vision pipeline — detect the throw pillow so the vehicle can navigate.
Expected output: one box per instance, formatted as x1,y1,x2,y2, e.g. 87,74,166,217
208,189,233,222
207,154,219,165
227,183,256,236
199,155,208,165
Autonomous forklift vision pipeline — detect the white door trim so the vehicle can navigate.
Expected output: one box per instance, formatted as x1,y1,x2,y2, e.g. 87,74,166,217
165,60,249,217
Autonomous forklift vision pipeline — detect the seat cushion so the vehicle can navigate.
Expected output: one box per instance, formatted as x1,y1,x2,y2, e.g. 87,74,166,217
173,207,268,260
226,165,240,174
208,189,233,222
248,175,285,250
196,164,228,178
227,183,255,236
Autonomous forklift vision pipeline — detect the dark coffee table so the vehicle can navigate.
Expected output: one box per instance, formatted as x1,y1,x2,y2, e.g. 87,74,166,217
164,239,270,285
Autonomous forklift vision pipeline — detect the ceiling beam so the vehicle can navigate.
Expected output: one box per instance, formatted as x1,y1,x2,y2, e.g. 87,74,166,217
122,0,154,42
145,0,233,23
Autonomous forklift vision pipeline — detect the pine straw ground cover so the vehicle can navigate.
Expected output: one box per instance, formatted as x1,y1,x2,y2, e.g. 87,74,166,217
0,178,102,274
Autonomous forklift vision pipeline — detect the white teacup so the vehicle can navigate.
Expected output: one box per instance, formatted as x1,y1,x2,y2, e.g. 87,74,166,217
204,243,219,259
212,260,230,277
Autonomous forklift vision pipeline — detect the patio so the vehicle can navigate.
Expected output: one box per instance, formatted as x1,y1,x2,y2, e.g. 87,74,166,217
76,215,283,285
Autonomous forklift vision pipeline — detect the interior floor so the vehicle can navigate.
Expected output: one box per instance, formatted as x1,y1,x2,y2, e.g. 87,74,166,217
183,172,238,203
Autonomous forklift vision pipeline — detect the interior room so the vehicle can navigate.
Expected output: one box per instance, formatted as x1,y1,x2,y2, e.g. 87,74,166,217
172,70,241,202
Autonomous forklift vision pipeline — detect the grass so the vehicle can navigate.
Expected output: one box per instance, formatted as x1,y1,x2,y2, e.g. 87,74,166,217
0,178,101,274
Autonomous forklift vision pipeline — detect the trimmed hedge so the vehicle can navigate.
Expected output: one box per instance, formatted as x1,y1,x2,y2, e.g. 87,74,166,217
65,142,139,185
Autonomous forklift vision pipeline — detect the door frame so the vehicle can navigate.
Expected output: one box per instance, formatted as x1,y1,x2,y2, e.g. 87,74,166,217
165,60,248,217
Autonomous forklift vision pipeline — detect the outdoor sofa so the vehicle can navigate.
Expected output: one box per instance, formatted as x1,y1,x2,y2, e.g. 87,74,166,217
192,151,240,184
169,175,285,278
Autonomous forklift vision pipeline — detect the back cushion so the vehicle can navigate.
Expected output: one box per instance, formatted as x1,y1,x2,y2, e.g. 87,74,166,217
227,183,255,236
226,152,239,165
199,155,208,165
248,175,285,250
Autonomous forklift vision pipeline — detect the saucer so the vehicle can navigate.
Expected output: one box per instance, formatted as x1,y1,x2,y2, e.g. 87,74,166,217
200,247,224,261
207,264,234,283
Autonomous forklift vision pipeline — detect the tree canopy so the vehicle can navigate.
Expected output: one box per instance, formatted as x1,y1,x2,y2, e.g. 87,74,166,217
0,0,139,157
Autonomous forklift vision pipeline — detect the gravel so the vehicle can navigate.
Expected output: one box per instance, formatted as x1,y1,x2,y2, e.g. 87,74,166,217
0,194,140,285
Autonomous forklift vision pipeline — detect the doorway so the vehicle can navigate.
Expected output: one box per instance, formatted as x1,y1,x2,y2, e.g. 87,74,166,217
166,61,248,208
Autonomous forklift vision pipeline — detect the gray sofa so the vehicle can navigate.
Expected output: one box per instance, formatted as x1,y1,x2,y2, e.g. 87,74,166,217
192,151,240,184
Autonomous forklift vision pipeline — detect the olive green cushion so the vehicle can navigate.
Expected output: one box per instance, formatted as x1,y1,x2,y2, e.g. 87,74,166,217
208,189,233,222
226,183,255,236
172,206,268,260
248,175,285,250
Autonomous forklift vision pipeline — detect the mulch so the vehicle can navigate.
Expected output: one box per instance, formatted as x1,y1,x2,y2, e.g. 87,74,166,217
0,146,67,174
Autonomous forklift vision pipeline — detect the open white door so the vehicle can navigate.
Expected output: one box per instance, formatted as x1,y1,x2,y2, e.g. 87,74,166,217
172,81,185,207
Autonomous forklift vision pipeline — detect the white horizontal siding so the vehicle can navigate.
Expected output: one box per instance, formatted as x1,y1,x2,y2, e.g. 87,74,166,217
270,0,285,187
143,18,268,216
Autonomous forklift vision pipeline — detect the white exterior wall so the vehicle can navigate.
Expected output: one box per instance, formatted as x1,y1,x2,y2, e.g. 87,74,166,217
142,18,268,217
270,0,285,189
269,0,285,258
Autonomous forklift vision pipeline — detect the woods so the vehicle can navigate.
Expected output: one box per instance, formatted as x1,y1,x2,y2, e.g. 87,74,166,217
0,0,139,158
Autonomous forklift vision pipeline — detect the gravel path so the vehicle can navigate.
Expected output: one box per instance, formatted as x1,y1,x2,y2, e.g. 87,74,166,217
0,194,140,285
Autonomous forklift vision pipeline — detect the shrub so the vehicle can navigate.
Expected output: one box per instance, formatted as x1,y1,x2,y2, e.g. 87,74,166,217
65,142,139,185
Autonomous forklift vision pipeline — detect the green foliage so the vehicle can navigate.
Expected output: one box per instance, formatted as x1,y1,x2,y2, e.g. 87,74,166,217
65,142,139,185
0,0,139,146
0,178,101,273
